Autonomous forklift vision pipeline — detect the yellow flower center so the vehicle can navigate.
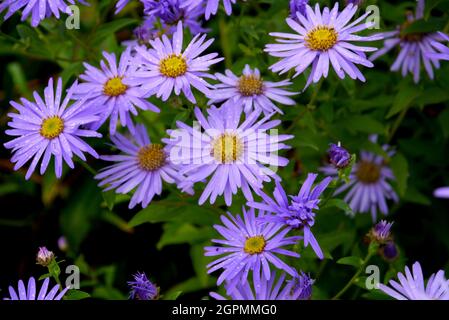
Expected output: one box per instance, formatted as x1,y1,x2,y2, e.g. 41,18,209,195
137,144,167,171
244,236,266,255
238,75,264,96
356,161,381,183
40,116,64,139
159,54,187,78
305,26,338,51
103,77,128,97
211,133,243,164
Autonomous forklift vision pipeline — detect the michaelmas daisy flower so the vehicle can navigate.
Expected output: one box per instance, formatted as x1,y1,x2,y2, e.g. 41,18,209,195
208,65,297,115
129,21,223,104
4,78,101,179
95,124,186,209
265,3,381,88
74,48,160,135
4,277,69,300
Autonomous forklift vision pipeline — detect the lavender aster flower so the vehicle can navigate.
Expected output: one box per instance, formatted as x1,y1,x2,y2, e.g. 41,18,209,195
265,3,381,89
379,262,449,300
210,271,308,300
144,0,207,35
370,1,449,83
128,272,159,300
129,21,223,104
4,277,68,300
4,78,100,179
205,207,301,289
163,105,292,206
181,0,236,20
208,65,297,115
370,220,393,242
288,271,314,300
289,0,308,18
74,48,159,135
434,187,449,199
95,125,186,209
0,0,86,27
321,139,398,222
248,173,331,259
328,142,351,169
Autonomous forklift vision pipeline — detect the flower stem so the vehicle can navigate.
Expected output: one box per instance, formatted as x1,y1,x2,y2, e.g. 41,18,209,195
332,250,375,300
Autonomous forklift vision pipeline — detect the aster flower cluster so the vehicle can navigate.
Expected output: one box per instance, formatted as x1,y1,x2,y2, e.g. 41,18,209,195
2,0,449,303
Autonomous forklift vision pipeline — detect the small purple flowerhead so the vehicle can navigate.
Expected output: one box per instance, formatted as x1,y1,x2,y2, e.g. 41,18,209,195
36,247,55,267
289,0,309,18
381,241,399,261
328,143,351,169
288,271,314,300
128,272,159,300
58,236,69,252
368,220,393,243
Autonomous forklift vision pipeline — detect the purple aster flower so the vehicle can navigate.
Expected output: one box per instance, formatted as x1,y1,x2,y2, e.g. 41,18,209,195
328,142,351,169
95,124,187,209
129,21,223,104
289,0,308,18
248,173,331,259
36,247,55,267
370,1,449,83
181,0,236,20
289,271,314,300
208,64,297,115
4,78,101,179
163,105,292,206
210,271,307,300
379,262,449,300
0,0,86,27
434,187,449,199
143,0,207,35
205,207,301,290
74,48,160,135
265,3,381,89
371,220,393,241
3,277,68,300
122,16,167,50
320,139,398,222
128,272,159,300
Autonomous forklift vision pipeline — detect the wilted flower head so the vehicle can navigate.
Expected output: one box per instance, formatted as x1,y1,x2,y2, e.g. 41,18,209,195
379,262,449,300
328,143,351,169
4,277,68,300
128,272,159,300
36,247,55,267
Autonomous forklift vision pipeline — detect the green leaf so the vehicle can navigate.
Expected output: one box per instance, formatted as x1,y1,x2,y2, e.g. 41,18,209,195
337,256,363,268
322,199,354,217
92,18,139,45
129,199,220,227
390,153,409,196
102,190,116,211
64,290,90,300
342,115,385,134
162,291,182,300
156,223,215,249
386,83,420,119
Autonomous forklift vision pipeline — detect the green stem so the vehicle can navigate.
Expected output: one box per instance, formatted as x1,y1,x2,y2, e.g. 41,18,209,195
388,107,408,143
76,159,97,176
332,251,374,300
